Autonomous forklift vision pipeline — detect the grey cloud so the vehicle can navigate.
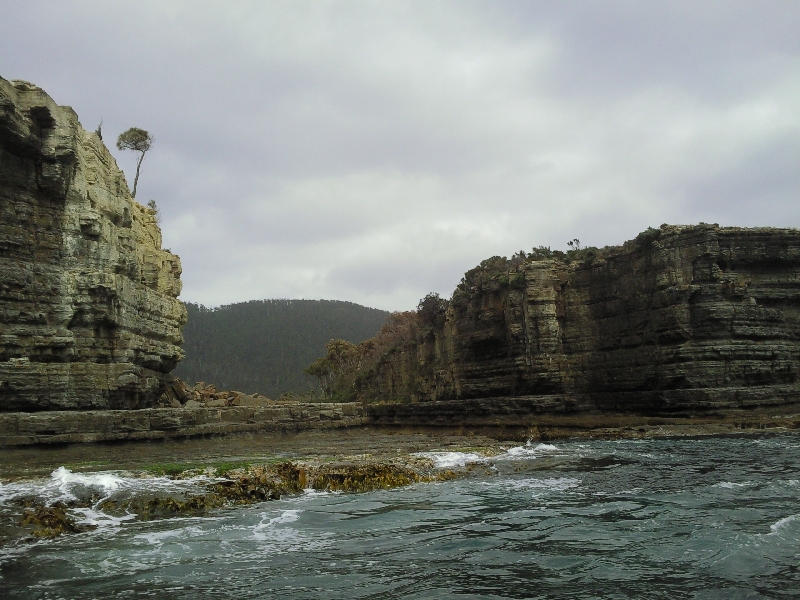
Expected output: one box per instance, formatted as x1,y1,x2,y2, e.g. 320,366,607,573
329,255,471,299
491,1,800,99
671,133,800,224
2,1,798,310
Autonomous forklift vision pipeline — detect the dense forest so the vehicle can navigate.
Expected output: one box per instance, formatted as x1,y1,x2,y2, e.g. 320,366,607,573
174,300,390,398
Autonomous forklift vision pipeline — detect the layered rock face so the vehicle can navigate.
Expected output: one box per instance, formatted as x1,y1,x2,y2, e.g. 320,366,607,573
363,225,800,413
0,77,186,411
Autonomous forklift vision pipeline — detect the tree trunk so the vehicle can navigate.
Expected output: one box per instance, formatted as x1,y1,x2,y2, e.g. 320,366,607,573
132,151,146,198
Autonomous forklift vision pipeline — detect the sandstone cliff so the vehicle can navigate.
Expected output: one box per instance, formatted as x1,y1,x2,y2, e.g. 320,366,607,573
356,225,800,413
0,77,186,411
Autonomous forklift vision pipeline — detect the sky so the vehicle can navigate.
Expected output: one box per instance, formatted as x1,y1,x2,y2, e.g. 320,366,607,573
2,1,798,311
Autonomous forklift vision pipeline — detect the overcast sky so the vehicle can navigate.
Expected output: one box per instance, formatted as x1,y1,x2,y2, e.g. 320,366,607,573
2,1,798,311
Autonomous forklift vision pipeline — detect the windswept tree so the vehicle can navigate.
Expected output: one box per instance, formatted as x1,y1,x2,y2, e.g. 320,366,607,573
116,127,153,198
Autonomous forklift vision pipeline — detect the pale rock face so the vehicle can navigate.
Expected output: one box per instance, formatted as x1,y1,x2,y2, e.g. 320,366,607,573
0,77,186,411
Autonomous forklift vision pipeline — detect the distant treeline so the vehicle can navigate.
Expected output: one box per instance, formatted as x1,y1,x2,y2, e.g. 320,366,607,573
174,299,390,398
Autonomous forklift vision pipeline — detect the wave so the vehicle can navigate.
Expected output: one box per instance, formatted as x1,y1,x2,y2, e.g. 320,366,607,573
768,513,800,536
253,509,302,541
0,466,221,541
479,476,580,495
713,481,755,489
0,467,216,508
300,488,337,498
134,523,207,546
500,442,559,460
413,442,564,468
507,476,580,492
412,451,485,468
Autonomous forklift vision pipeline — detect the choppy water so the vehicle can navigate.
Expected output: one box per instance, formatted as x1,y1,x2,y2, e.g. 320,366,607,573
1,434,799,599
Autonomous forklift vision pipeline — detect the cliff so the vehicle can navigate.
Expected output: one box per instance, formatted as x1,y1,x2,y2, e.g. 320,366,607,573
355,224,800,414
0,77,186,411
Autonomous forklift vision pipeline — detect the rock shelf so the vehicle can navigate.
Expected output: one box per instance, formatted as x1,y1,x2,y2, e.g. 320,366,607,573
0,401,365,446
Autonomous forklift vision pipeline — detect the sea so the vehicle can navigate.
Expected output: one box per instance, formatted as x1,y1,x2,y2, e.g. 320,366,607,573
1,434,799,599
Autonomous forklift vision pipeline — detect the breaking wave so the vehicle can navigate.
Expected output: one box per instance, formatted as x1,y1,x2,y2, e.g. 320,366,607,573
412,451,485,468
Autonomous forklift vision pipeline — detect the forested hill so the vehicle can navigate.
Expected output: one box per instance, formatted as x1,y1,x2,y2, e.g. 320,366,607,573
174,300,390,398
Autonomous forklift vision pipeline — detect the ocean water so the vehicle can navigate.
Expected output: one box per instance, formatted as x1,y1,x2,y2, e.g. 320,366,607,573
1,434,799,599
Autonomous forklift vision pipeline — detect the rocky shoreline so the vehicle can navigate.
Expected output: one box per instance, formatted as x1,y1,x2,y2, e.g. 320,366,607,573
13,458,457,538
3,432,471,541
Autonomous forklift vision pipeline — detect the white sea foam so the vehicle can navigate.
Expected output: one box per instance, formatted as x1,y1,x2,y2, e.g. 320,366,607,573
480,476,580,497
714,481,753,489
501,442,559,460
0,468,119,506
412,452,484,468
0,467,217,509
134,524,207,546
413,442,562,467
50,466,126,492
768,514,800,535
252,509,302,541
301,488,336,498
0,467,220,537
0,466,127,504
266,509,301,526
71,507,137,530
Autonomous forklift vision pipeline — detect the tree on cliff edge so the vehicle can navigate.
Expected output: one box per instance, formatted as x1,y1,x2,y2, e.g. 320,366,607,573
116,127,153,198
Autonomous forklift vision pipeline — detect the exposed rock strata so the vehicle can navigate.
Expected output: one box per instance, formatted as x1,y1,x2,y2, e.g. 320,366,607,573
361,225,800,413
0,401,365,446
0,77,185,410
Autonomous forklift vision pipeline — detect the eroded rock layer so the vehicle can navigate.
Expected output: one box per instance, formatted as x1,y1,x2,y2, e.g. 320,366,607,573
363,225,800,413
0,77,186,410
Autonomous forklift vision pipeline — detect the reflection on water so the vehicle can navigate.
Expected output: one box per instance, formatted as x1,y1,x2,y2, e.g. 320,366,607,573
2,434,800,598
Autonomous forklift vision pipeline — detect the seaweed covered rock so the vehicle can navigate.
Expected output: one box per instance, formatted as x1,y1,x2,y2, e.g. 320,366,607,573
8,458,466,539
99,494,225,520
211,462,307,502
312,463,421,493
19,505,93,537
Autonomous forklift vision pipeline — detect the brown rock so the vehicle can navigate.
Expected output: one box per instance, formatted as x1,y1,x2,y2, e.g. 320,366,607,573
20,506,91,537
0,78,186,411
232,394,263,406
358,224,800,414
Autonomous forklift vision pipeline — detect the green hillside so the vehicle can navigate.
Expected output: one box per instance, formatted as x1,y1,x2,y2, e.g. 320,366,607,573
174,299,390,397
